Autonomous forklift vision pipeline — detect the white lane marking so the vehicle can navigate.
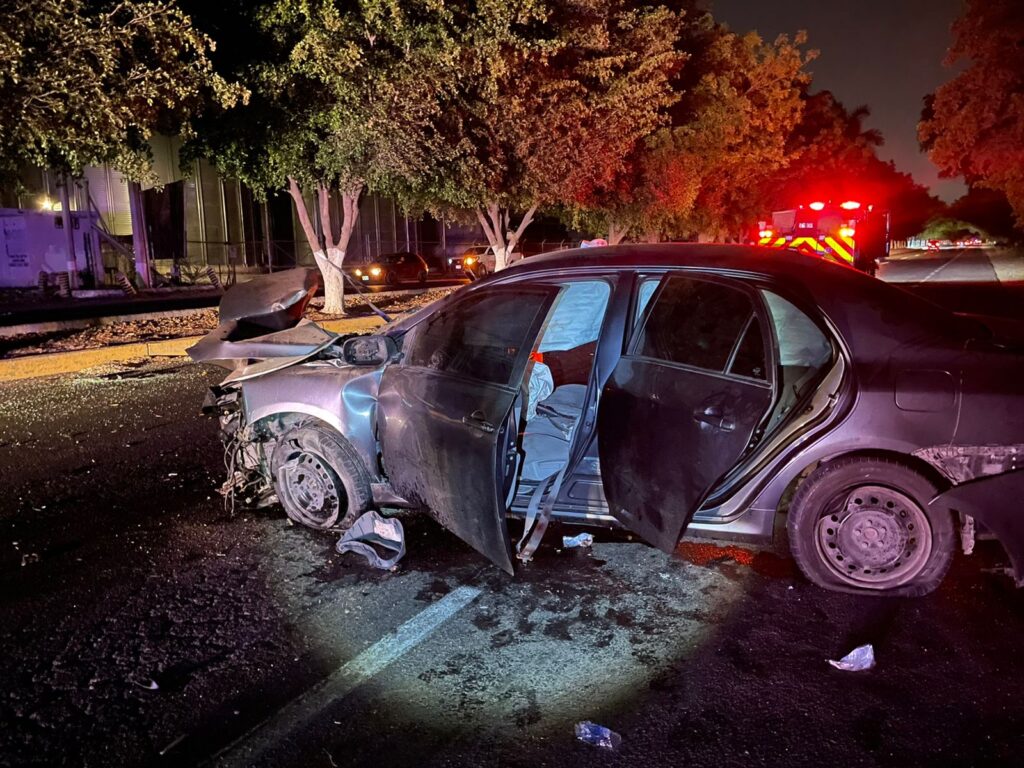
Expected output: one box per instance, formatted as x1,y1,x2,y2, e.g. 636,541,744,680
213,585,482,766
921,248,967,283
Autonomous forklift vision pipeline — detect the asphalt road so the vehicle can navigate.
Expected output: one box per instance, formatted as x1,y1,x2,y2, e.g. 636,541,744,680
2,346,1024,768
879,248,1024,319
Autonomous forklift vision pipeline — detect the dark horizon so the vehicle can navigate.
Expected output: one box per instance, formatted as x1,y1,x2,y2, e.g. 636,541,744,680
712,0,967,203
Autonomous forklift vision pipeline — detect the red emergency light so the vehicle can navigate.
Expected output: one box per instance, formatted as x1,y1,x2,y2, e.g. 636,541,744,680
808,201,826,211
840,200,861,210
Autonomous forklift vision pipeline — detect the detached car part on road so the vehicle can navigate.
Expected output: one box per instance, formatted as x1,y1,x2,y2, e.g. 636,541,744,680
189,245,1024,597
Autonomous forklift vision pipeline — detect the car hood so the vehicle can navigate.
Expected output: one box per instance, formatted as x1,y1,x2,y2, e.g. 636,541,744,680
188,268,339,376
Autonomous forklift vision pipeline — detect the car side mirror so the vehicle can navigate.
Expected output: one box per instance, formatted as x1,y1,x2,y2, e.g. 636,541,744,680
342,334,398,366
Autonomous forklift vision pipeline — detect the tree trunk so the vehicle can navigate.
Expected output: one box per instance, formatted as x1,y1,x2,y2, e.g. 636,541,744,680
286,177,362,316
314,247,346,314
608,220,627,246
476,200,538,271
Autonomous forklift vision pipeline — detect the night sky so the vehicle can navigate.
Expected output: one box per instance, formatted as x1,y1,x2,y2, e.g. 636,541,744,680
712,0,966,202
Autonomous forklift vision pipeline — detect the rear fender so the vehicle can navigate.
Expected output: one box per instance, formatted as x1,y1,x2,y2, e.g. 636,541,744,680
929,468,1024,584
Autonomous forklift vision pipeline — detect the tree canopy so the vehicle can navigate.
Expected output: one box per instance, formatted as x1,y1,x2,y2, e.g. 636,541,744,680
0,0,243,182
185,0,456,311
919,0,1024,228
405,0,685,267
565,16,814,243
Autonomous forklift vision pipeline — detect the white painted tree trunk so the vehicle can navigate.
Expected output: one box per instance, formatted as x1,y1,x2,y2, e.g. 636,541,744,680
314,246,346,314
607,221,627,246
492,246,510,271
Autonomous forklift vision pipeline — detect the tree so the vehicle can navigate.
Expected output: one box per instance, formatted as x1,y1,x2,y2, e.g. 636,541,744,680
764,92,942,240
186,0,453,313
568,18,814,243
408,0,684,269
948,186,1020,243
919,0,1024,227
0,0,242,182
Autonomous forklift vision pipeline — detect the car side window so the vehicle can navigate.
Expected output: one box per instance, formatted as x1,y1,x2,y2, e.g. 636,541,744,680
730,315,767,380
633,275,759,374
761,291,832,370
760,290,833,432
405,288,555,387
634,277,660,325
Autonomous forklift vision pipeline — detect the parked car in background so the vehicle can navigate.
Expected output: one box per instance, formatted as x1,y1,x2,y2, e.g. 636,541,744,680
447,245,526,277
191,244,1024,597
349,252,430,286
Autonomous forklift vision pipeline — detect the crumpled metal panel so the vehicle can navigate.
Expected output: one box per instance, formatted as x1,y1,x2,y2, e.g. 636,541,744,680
913,444,1024,484
930,468,1024,583
187,319,338,370
219,268,320,331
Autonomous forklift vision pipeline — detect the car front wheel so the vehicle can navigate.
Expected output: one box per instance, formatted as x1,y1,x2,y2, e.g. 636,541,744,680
270,423,372,530
787,457,955,596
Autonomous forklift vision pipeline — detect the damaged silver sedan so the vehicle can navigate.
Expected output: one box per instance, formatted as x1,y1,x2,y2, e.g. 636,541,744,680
190,245,1024,596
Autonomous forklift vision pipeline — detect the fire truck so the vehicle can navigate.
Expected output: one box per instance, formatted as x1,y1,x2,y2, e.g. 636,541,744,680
755,200,890,276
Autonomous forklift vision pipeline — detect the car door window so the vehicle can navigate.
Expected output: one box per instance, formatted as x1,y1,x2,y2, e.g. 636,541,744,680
634,277,660,325
729,314,767,380
633,275,757,373
405,287,556,387
760,290,833,431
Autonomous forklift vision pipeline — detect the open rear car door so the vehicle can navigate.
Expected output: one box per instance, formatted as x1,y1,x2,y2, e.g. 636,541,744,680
597,274,775,552
376,284,561,573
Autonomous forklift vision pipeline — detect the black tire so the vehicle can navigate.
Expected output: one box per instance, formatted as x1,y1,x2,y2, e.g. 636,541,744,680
417,270,428,284
270,423,373,530
385,270,399,287
787,457,955,597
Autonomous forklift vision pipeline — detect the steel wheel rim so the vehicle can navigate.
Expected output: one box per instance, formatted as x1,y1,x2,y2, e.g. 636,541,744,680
815,484,932,588
276,447,344,528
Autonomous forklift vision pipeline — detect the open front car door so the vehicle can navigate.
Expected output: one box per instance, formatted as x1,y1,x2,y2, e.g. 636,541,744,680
597,273,775,552
377,284,561,573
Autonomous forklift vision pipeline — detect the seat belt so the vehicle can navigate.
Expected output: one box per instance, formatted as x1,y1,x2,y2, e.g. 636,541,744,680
515,462,569,563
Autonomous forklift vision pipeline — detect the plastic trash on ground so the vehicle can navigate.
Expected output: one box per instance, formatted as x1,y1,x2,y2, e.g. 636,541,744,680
574,721,622,749
336,510,406,570
828,644,875,672
562,532,594,549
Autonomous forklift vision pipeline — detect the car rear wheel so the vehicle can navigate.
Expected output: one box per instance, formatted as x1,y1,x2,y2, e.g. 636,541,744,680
417,270,428,284
787,457,955,596
270,423,372,530
385,270,399,287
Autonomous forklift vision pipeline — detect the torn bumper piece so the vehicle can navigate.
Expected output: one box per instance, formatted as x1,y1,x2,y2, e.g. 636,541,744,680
929,468,1024,584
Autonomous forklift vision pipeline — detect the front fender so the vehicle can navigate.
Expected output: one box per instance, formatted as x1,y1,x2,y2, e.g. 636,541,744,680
929,468,1024,584
240,362,383,475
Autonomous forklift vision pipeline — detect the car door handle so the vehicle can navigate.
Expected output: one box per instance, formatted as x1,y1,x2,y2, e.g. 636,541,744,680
462,410,496,433
692,406,735,432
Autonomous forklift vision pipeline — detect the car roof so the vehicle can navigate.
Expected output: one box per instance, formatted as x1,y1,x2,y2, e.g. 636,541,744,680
501,243,975,355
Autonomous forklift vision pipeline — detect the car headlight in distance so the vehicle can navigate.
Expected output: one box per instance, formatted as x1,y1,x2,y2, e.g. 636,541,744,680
370,266,381,276
464,256,476,266
354,268,362,276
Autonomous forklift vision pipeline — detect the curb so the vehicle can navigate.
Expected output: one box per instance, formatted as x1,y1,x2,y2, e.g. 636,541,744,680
0,315,385,383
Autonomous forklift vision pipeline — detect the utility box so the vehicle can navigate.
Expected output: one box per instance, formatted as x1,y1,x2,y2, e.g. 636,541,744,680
0,208,102,287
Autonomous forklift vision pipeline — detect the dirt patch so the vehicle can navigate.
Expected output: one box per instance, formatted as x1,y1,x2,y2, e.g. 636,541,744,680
2,286,459,359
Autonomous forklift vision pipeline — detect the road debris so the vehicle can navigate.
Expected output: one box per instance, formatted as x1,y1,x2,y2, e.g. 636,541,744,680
828,644,876,672
336,510,406,570
574,721,622,749
562,532,594,549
